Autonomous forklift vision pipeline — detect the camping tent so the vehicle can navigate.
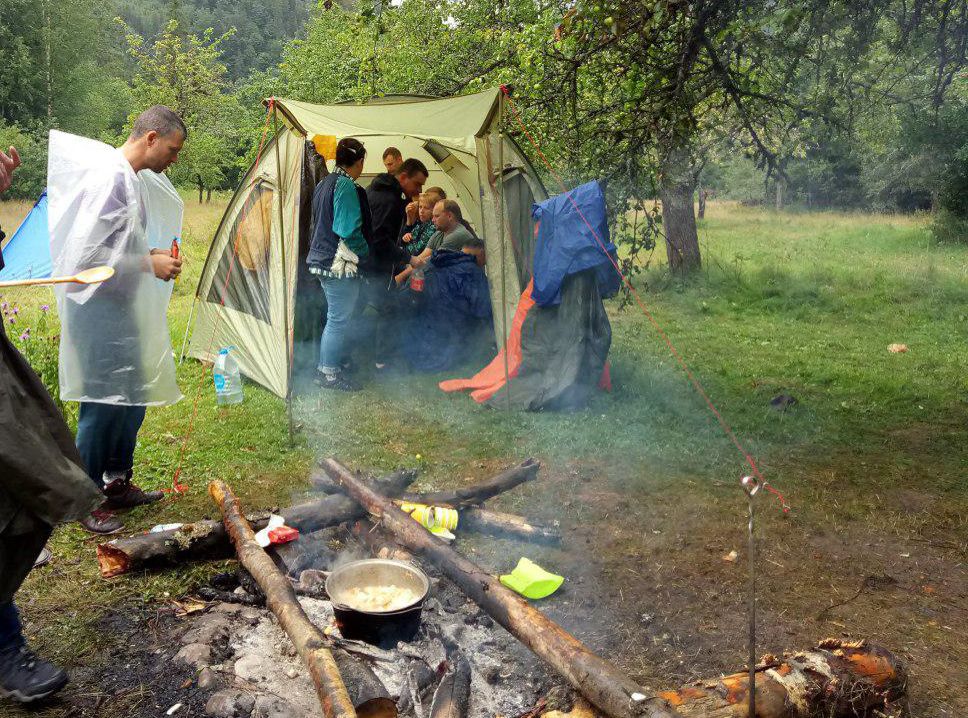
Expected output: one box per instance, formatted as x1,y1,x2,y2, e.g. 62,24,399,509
0,191,51,281
185,88,548,399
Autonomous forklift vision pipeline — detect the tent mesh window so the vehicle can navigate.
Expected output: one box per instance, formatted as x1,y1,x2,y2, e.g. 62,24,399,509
502,169,536,287
206,181,274,324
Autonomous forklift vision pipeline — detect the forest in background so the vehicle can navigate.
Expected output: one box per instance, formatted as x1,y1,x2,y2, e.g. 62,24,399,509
1,0,967,266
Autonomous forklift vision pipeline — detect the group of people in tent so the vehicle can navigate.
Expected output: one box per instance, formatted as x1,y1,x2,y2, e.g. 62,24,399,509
307,138,493,391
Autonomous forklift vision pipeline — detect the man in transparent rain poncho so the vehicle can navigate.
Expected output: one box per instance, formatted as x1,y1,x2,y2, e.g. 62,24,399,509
48,106,185,533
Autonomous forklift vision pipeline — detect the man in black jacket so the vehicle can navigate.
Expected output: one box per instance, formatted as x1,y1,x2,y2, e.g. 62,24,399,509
363,158,428,367
0,146,104,704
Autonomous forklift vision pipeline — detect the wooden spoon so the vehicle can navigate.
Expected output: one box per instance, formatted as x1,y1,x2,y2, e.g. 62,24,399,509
0,265,115,289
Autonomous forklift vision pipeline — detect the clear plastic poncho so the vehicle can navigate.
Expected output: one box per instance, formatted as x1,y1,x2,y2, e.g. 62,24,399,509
48,129,184,406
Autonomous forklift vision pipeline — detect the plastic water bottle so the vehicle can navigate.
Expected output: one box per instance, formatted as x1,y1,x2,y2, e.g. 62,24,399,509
213,347,243,405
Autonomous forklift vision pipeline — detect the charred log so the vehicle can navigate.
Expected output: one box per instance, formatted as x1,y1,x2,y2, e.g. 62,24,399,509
428,654,471,718
313,460,540,508
401,459,540,507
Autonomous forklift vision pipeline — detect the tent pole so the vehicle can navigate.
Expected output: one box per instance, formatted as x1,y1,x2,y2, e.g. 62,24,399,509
272,106,296,446
178,294,198,364
497,99,512,415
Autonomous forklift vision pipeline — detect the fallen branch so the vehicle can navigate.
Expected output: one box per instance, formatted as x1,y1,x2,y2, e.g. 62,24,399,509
401,459,540,507
209,480,359,718
319,458,670,718
313,460,540,508
98,470,417,578
459,507,560,543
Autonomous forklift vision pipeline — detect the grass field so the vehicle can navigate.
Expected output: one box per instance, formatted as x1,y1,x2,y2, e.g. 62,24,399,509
0,198,964,716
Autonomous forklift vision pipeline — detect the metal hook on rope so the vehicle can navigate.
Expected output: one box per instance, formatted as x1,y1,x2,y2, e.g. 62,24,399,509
741,474,759,718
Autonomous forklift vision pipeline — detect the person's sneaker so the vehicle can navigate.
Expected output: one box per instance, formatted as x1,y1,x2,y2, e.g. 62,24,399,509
0,646,69,703
80,508,123,535
103,472,164,510
314,369,359,392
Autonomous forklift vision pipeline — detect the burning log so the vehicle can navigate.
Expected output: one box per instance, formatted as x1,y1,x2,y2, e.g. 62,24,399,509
458,507,560,543
318,458,671,718
657,639,907,717
428,654,471,718
97,470,417,578
210,479,397,718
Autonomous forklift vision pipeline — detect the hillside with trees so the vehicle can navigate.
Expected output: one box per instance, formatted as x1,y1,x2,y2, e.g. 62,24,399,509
1,0,966,262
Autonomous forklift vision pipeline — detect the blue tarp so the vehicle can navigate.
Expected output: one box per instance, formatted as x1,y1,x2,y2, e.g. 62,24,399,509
530,180,620,307
0,191,51,281
403,250,493,372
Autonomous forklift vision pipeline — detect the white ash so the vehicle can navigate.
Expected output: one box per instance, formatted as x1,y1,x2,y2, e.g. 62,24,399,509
203,570,554,718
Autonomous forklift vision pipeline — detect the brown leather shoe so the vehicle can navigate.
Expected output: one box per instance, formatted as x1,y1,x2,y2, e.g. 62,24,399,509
103,473,164,511
80,508,123,535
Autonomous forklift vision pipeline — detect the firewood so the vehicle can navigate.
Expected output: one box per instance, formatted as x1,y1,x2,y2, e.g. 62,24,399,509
209,479,396,718
97,470,417,578
312,460,540,508
428,654,471,718
657,639,907,717
400,459,540,507
348,520,414,562
458,507,560,543
320,458,911,718
318,458,670,718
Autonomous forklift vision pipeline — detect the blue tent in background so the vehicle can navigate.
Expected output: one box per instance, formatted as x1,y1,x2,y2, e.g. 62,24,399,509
0,191,51,281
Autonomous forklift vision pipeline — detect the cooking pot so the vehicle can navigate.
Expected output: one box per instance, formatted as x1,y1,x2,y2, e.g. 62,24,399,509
325,559,429,647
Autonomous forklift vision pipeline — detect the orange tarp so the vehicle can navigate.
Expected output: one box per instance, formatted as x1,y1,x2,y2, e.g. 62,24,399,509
439,280,536,402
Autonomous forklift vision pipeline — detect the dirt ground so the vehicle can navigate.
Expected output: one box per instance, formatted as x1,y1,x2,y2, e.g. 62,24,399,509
3,455,964,718
472,460,966,718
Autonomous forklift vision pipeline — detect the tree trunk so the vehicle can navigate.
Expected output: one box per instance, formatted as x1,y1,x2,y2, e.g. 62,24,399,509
775,175,785,211
197,175,204,204
206,187,212,203
659,146,701,272
697,186,706,220
208,480,366,718
319,458,671,718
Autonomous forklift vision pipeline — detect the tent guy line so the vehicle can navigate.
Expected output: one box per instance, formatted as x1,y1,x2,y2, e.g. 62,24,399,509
169,101,278,495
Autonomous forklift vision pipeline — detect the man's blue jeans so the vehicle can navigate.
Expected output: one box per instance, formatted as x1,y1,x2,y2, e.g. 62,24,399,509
76,403,147,489
318,277,361,373
0,603,23,654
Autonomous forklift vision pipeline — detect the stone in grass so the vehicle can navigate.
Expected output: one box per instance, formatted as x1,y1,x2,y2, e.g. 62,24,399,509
251,695,302,718
769,394,797,412
205,689,255,718
175,642,212,669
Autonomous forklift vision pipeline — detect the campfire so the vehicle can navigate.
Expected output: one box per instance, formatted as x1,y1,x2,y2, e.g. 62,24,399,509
99,459,909,718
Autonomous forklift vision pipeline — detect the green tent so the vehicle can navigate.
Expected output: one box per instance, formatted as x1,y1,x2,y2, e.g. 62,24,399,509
185,88,547,399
